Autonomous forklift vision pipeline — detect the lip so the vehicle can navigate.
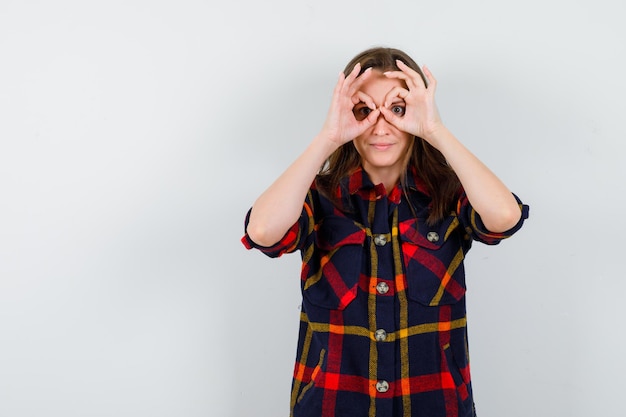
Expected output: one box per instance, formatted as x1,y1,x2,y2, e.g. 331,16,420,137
371,143,394,151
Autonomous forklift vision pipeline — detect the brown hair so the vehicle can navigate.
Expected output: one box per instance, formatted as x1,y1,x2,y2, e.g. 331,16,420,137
316,47,460,225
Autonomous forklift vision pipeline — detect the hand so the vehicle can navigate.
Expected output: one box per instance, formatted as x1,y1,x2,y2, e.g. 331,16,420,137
319,63,381,148
379,60,445,147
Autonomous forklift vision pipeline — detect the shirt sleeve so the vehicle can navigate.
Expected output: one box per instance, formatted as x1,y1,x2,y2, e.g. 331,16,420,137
456,190,530,245
240,192,314,258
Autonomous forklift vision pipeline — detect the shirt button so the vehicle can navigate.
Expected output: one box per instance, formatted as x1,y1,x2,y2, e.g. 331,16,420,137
375,329,387,342
427,231,440,243
373,234,387,246
376,380,389,393
376,282,389,295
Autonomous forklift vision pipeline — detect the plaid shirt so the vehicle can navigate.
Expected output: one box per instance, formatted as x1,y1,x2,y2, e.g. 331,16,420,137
242,167,529,417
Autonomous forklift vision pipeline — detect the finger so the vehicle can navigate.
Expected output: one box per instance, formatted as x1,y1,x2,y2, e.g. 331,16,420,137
337,63,360,98
379,106,412,135
396,60,426,87
421,65,437,92
383,69,417,91
379,105,400,126
341,65,371,101
331,71,346,100
393,60,422,90
346,66,373,94
345,62,362,85
352,91,376,109
389,60,427,90
383,86,409,108
363,108,381,126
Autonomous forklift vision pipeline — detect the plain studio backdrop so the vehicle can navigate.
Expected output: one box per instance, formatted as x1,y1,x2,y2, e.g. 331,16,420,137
1,0,624,416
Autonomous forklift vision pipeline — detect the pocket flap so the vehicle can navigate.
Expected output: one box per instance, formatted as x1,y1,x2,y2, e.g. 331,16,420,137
399,218,452,250
303,216,365,310
399,217,466,306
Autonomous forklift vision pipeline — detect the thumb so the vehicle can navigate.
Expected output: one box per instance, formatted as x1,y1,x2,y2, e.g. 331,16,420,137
365,108,381,125
379,106,399,125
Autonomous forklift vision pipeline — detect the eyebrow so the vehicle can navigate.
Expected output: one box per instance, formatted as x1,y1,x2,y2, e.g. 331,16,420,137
388,99,405,105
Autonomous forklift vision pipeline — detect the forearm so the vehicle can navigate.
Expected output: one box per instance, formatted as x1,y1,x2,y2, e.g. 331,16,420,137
428,127,522,232
246,135,336,247
247,63,382,246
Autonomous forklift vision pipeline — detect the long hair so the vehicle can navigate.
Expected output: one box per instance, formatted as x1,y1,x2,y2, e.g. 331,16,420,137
315,47,460,225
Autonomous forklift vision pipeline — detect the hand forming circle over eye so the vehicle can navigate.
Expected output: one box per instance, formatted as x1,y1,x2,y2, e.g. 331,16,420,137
319,62,382,148
379,60,444,146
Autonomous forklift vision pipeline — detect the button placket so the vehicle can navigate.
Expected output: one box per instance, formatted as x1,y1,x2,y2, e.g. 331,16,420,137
373,234,388,246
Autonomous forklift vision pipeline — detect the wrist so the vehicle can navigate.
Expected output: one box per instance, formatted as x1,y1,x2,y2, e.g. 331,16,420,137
311,132,342,159
420,123,449,148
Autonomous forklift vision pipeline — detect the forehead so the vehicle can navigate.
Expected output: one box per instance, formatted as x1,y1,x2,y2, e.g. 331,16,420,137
357,71,406,98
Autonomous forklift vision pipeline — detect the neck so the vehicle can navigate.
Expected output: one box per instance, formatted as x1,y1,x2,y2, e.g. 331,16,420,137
363,166,402,195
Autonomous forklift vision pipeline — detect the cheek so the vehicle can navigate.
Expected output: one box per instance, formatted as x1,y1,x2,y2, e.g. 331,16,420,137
401,136,415,159
403,136,413,150
352,137,367,156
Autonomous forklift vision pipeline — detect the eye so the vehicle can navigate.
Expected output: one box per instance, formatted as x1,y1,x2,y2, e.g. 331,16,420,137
353,105,372,121
391,105,405,116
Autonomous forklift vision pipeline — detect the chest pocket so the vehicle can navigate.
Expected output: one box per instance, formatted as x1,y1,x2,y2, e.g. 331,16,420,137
302,216,366,310
399,216,467,306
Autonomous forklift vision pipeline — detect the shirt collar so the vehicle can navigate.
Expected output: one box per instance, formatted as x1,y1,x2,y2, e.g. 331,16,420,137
343,166,430,204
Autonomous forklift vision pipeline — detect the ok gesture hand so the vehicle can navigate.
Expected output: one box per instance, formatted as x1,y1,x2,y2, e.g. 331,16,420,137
320,63,381,148
379,60,445,148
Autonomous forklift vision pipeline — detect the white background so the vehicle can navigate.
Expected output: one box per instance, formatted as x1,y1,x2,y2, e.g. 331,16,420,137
1,0,624,416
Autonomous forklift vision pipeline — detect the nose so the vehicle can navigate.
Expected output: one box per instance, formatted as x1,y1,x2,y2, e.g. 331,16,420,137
373,112,389,136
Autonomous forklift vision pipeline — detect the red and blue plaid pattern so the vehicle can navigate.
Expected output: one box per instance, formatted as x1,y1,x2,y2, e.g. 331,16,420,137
242,168,529,417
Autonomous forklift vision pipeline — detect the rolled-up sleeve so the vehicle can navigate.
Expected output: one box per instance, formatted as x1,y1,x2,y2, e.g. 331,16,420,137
456,191,530,245
241,195,313,258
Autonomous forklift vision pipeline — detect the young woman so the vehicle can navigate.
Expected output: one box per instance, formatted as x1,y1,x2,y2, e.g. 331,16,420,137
242,47,529,417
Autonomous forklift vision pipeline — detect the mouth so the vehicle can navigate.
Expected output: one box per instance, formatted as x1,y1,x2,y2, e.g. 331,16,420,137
371,143,394,151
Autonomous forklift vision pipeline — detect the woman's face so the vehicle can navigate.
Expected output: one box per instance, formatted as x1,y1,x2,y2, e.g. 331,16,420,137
351,70,413,188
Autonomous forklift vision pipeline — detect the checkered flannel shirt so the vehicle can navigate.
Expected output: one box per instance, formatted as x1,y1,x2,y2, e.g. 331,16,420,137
242,167,529,417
